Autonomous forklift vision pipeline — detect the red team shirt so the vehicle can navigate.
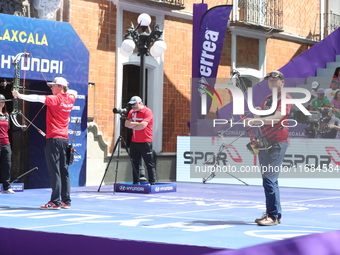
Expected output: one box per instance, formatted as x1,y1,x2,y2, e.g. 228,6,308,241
127,106,153,143
0,115,9,145
260,92,293,143
44,93,76,139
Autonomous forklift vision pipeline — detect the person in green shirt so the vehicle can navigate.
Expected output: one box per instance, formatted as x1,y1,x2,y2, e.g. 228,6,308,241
311,88,330,110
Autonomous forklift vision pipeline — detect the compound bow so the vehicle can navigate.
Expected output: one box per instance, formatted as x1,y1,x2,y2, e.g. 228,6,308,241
202,69,273,184
10,51,46,137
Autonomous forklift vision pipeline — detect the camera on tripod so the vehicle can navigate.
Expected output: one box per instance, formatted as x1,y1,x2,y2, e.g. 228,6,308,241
113,104,132,117
295,106,334,138
295,110,320,124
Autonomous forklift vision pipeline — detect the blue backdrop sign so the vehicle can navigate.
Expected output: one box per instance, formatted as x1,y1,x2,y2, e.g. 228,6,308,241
0,13,89,188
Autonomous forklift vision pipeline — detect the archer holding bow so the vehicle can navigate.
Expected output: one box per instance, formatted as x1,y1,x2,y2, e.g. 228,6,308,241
12,77,77,210
245,71,293,226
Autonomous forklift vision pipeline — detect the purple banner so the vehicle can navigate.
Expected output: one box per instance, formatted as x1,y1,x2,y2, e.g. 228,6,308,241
191,5,233,135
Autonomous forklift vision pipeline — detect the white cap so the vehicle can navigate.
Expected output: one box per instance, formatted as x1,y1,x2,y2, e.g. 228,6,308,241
311,81,319,89
128,96,142,104
47,77,69,87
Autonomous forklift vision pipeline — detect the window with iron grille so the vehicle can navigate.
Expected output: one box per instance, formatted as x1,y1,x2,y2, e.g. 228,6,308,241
149,0,184,8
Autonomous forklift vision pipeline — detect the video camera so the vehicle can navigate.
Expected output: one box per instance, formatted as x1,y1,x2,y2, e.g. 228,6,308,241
113,104,132,117
295,106,334,138
295,106,334,124
295,110,319,124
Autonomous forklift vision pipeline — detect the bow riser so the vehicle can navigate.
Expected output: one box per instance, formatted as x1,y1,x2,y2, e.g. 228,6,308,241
11,52,30,129
10,51,46,136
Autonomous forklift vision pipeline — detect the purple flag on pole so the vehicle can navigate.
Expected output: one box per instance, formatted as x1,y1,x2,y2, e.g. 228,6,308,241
191,5,233,136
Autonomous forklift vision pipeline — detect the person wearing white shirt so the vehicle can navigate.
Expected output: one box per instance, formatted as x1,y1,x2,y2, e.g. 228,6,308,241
324,80,339,101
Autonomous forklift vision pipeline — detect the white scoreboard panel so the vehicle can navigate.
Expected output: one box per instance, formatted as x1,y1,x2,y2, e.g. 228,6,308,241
176,136,340,190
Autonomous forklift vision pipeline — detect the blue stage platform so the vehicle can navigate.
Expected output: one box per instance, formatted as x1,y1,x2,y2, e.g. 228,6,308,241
1,182,340,254
114,182,176,194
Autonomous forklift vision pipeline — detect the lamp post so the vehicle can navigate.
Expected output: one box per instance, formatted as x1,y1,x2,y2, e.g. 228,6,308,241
120,13,167,102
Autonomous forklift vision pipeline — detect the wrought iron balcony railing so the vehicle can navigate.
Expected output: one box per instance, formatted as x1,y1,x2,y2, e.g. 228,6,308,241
149,0,184,8
324,12,340,36
235,0,283,30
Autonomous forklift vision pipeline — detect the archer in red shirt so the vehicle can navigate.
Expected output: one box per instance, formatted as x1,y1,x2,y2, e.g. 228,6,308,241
12,77,77,210
245,71,293,226
0,94,14,194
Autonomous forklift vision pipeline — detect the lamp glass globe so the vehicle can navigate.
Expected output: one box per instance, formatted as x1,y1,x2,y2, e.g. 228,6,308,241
150,46,162,57
138,13,151,26
120,48,133,57
121,39,135,53
151,40,167,54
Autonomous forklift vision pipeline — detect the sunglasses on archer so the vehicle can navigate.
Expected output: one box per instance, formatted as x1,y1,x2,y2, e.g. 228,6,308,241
265,72,284,80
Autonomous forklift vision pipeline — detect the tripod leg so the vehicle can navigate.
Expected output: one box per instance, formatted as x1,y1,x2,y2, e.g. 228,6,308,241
98,137,120,192
113,137,123,194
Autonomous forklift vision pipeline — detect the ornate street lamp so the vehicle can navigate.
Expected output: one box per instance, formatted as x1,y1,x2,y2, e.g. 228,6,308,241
120,13,167,101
